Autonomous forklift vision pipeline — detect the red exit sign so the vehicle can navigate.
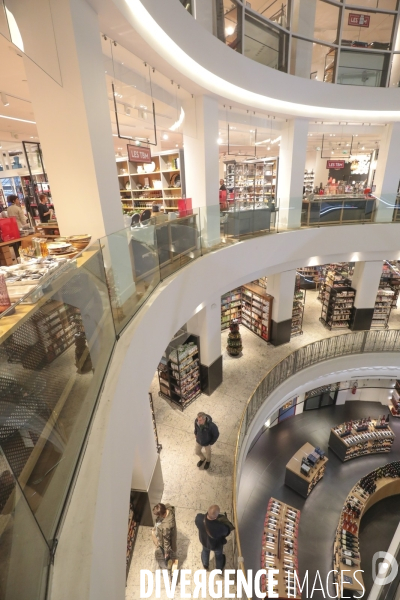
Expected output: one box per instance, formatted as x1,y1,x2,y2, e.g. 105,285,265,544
348,13,370,27
127,144,152,163
327,160,345,169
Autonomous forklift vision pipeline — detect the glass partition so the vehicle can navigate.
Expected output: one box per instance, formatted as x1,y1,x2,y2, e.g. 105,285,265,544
0,450,50,600
337,49,389,86
244,13,288,70
290,37,336,81
0,243,115,545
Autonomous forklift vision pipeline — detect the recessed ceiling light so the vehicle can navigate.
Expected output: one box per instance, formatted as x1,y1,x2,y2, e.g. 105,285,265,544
176,144,178,147
267,146,270,150
225,26,235,35
163,133,169,140
217,138,223,144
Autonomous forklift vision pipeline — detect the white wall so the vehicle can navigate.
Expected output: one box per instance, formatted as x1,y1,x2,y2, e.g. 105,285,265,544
341,378,395,405
50,222,400,600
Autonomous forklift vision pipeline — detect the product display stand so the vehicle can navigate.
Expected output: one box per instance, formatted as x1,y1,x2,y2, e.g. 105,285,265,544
126,491,139,578
371,287,394,329
226,319,242,357
296,266,321,290
285,442,328,498
261,497,301,599
329,417,395,461
380,262,400,308
303,170,315,195
221,288,242,330
157,335,201,410
333,462,400,597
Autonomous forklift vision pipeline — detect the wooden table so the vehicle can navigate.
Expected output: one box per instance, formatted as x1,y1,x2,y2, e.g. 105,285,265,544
329,419,395,461
285,442,328,498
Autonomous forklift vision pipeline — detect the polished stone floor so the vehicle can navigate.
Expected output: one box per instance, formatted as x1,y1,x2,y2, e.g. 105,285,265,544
125,291,400,599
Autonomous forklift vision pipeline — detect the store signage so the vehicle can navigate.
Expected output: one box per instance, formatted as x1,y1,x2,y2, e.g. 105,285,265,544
127,144,152,163
327,160,345,169
348,13,370,27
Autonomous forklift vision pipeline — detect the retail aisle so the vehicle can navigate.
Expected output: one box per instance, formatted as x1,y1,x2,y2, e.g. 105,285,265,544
125,291,400,599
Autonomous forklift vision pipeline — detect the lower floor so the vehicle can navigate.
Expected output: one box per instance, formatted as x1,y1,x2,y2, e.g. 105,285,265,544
125,290,400,599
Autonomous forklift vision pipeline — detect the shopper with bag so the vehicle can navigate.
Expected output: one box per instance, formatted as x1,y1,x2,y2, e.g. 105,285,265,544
194,504,234,570
151,503,177,571
194,412,219,470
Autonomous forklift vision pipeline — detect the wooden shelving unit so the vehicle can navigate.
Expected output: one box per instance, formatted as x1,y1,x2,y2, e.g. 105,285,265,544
380,262,400,308
261,498,301,599
329,418,395,461
116,149,185,213
296,266,321,290
221,288,242,330
291,274,305,337
285,442,328,498
241,283,273,342
320,272,355,330
225,159,278,203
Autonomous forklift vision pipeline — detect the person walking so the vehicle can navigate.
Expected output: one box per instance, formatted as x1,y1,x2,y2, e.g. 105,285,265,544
195,504,231,570
194,412,219,470
151,503,177,571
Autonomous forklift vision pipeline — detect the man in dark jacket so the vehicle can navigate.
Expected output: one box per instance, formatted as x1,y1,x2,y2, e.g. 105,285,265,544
194,412,219,470
195,504,230,570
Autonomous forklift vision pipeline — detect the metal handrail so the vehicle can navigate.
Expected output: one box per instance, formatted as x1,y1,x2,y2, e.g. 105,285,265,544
232,329,400,598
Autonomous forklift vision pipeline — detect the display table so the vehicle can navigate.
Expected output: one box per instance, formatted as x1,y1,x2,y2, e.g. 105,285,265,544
329,418,394,462
261,498,301,599
334,465,400,596
285,442,328,498
36,222,60,237
222,206,271,236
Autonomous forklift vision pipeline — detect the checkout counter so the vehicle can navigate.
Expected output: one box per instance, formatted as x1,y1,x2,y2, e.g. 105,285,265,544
301,195,376,226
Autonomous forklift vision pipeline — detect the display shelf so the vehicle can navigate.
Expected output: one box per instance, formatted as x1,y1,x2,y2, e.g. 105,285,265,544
126,492,139,577
116,150,184,213
157,335,201,410
291,274,305,337
285,442,328,498
303,169,315,195
329,417,394,462
296,266,322,290
261,498,301,599
320,283,355,331
333,462,400,597
241,283,273,342
380,262,400,308
225,159,278,205
221,288,242,330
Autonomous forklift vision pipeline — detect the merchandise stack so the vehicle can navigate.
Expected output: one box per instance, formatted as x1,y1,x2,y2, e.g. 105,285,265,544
291,275,305,337
317,263,353,300
126,493,139,577
371,288,394,329
329,416,395,461
320,268,355,330
303,170,315,195
221,288,242,330
226,319,242,357
261,498,301,599
157,338,201,409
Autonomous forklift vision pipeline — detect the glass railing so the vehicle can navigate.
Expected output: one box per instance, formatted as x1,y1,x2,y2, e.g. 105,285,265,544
232,329,400,596
0,202,400,598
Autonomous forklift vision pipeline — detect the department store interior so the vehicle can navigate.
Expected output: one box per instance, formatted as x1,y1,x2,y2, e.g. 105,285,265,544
2,1,400,600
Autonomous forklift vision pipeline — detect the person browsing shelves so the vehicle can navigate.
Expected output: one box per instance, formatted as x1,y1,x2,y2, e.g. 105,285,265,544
38,194,52,223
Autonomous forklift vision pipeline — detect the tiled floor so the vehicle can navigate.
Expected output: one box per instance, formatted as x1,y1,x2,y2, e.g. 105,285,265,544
125,291,400,598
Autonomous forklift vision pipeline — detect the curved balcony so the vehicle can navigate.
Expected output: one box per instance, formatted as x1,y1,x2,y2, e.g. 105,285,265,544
1,213,400,599
233,328,400,592
114,0,400,120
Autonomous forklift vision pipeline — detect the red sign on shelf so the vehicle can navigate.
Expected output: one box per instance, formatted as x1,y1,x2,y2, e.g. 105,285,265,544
127,144,152,163
348,13,370,27
327,160,345,169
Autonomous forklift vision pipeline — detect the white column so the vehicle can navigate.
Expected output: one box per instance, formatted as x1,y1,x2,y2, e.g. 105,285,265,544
187,297,222,394
295,393,305,415
291,0,317,78
373,122,400,223
23,0,124,241
350,260,383,330
267,269,297,345
277,118,309,229
183,95,220,246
